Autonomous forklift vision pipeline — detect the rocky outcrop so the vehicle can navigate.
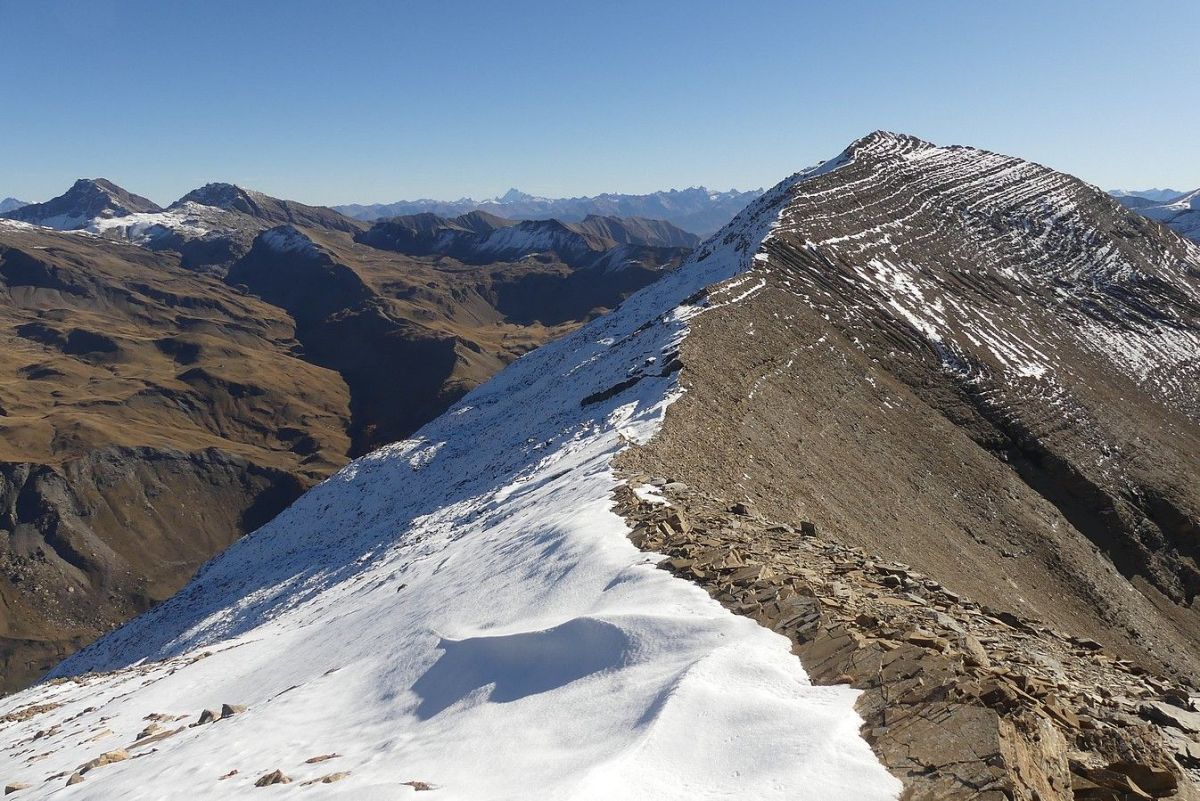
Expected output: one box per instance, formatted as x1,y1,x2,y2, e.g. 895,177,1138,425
615,479,1200,800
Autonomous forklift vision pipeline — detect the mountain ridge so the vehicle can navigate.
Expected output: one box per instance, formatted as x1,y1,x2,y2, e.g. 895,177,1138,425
335,185,763,236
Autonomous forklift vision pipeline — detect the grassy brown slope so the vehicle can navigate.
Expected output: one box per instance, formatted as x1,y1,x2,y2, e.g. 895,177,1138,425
0,225,353,691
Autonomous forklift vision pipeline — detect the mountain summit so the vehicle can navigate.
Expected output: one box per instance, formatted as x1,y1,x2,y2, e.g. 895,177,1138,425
2,178,161,229
171,182,362,233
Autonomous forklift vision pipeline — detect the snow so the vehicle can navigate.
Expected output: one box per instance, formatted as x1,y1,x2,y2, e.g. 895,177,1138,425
0,218,38,232
1127,188,1200,243
260,225,325,257
83,203,216,243
0,154,899,800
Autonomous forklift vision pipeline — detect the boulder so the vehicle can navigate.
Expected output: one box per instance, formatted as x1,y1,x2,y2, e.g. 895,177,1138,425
197,708,221,725
254,769,291,787
1139,700,1200,733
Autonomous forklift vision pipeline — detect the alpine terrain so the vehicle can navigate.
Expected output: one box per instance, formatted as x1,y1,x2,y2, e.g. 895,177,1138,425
0,185,691,692
1,132,1198,801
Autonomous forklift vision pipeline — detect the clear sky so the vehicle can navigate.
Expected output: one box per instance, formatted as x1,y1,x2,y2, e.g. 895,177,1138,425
1,0,1197,206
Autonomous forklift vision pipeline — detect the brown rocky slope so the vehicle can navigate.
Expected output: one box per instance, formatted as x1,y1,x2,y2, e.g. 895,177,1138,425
616,132,1200,799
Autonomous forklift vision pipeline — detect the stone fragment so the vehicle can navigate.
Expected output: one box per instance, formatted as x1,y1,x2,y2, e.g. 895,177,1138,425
196,708,221,725
1163,729,1200,768
132,726,185,748
402,780,434,791
254,769,291,787
1139,700,1200,733
220,703,246,718
80,749,129,774
957,634,991,668
301,772,350,786
1106,762,1176,797
66,773,84,786
4,784,30,795
305,754,340,764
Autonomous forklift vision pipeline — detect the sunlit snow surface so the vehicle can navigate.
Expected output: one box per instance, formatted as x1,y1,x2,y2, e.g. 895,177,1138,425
0,154,899,800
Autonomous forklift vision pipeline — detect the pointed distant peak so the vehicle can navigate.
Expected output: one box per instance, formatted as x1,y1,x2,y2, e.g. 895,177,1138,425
499,188,531,203
1,177,160,228
66,177,160,208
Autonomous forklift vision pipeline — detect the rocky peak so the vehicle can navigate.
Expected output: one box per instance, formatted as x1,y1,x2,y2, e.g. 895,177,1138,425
498,187,533,202
172,182,264,215
1,178,161,230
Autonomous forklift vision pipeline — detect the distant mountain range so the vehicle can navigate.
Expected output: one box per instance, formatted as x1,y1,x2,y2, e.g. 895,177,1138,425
0,197,28,214
334,186,763,236
1112,187,1200,242
1110,188,1186,203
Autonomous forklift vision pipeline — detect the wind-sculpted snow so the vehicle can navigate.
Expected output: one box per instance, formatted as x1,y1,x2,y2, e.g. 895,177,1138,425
0,153,897,800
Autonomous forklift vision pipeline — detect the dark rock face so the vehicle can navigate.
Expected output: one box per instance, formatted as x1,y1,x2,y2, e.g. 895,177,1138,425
228,224,689,454
0,447,304,693
615,132,1200,798
229,236,465,455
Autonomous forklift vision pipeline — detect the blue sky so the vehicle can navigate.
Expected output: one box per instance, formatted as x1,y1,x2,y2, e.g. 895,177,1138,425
1,0,1197,205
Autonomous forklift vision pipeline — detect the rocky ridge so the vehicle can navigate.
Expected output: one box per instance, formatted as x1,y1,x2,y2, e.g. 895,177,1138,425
607,132,1200,798
614,478,1200,800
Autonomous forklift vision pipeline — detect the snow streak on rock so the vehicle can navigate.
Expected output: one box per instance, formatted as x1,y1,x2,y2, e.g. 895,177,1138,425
0,157,898,800
769,131,1200,420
